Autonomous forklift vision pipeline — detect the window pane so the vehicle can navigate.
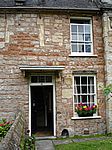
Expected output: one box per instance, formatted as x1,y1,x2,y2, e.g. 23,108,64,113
85,25,90,33
88,95,94,105
46,76,52,82
88,77,94,93
88,85,94,93
88,77,94,85
71,25,77,32
78,44,84,52
70,19,90,24
39,76,45,82
74,95,78,103
74,85,77,94
78,34,84,41
85,34,91,41
81,95,87,104
75,77,81,94
78,95,81,103
78,25,83,32
85,44,91,52
72,44,77,52
84,20,90,24
31,76,37,83
75,77,80,85
72,33,77,41
81,77,87,85
75,86,80,94
82,86,87,93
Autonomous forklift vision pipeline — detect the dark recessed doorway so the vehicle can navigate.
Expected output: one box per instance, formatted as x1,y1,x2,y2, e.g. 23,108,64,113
31,86,53,136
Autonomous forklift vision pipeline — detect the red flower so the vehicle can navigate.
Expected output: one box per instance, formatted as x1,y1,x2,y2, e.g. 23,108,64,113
0,123,5,127
84,107,88,111
79,108,82,111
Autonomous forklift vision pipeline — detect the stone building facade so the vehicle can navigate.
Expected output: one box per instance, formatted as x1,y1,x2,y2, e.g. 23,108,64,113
0,0,107,136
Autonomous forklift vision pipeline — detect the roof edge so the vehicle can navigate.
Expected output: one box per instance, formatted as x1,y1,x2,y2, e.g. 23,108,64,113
0,6,100,11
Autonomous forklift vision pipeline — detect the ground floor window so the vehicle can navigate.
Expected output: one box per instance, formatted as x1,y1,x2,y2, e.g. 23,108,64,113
73,75,97,117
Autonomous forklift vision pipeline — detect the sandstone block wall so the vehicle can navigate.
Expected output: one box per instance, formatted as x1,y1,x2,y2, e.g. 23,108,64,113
0,12,106,136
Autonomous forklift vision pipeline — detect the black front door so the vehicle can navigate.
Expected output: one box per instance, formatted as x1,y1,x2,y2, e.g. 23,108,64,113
31,86,53,136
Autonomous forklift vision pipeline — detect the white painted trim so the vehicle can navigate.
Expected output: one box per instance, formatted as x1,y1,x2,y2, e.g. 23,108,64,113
19,66,65,71
90,18,93,54
70,17,92,20
73,74,97,117
69,53,98,57
53,80,56,136
30,83,54,86
70,17,93,55
94,75,97,115
71,116,101,120
72,75,75,117
29,83,31,136
29,74,56,137
70,53,93,56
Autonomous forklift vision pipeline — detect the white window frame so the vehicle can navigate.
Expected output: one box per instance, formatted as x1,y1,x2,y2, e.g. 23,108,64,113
30,75,53,84
73,74,97,117
29,74,56,137
70,17,93,56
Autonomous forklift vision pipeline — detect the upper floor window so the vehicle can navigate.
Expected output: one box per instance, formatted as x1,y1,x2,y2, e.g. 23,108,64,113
70,18,93,56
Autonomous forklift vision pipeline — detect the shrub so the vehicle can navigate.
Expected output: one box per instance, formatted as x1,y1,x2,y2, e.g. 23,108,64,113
0,118,13,139
103,84,112,97
24,135,35,150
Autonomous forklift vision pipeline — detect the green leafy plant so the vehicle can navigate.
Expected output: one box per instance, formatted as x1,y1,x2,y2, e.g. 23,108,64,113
0,118,13,139
103,84,112,97
75,103,97,117
24,135,35,150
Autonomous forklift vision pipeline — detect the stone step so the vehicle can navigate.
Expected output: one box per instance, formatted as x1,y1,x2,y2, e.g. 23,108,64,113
35,140,55,150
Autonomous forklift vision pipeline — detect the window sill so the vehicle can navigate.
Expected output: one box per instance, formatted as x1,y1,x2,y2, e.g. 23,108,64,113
71,116,101,120
69,55,98,57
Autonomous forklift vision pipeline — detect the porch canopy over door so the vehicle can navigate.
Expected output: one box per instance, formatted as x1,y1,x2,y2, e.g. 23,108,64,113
19,65,65,76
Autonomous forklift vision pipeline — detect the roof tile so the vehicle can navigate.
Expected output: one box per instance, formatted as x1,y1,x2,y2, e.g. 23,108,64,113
0,0,99,10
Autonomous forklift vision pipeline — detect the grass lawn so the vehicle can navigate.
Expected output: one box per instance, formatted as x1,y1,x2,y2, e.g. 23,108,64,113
55,139,112,150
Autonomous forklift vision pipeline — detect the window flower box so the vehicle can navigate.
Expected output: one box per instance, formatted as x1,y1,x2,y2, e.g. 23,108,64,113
75,103,97,117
